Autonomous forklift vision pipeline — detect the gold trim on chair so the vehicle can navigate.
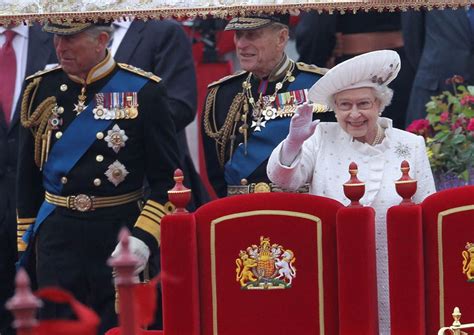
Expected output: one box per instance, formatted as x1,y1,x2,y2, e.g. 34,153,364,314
210,210,324,335
437,204,474,328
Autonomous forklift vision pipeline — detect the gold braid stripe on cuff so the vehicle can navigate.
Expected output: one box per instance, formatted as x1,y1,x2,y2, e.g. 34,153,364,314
134,200,173,246
45,189,143,212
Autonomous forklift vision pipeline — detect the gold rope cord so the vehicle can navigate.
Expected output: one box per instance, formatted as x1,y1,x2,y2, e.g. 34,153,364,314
203,86,245,167
21,78,56,168
0,1,471,26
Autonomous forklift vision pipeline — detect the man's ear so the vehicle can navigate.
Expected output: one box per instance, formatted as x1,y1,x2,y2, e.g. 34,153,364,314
277,28,289,49
97,31,110,50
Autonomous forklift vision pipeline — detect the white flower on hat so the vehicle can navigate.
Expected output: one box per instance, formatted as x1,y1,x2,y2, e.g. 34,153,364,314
308,50,401,108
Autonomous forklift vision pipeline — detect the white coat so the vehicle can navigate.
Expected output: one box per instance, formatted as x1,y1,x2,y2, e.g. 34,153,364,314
267,117,436,334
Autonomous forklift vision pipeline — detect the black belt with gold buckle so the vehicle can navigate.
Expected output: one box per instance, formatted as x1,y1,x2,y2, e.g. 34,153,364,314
227,182,310,196
45,189,144,212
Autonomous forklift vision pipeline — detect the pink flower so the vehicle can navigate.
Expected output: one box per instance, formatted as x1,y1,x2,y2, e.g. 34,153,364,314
467,118,474,132
460,95,474,106
451,118,466,131
440,111,449,123
407,119,430,134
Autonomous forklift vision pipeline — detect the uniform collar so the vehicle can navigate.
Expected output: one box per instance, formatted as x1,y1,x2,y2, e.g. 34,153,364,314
68,50,116,85
252,54,292,82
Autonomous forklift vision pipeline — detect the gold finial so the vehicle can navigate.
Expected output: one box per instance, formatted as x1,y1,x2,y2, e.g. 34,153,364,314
452,307,461,327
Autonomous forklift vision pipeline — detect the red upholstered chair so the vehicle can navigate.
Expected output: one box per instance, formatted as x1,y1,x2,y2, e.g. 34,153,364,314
160,192,343,335
420,186,474,335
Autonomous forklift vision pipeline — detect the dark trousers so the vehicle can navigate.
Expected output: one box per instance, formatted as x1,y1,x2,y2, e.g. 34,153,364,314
0,176,17,335
36,204,140,335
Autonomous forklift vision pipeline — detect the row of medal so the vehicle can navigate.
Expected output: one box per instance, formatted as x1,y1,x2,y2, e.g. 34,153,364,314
48,101,130,187
254,88,310,121
92,92,139,120
250,88,327,131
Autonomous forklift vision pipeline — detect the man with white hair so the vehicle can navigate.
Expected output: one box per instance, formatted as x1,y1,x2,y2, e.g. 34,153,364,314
201,13,335,198
16,20,179,333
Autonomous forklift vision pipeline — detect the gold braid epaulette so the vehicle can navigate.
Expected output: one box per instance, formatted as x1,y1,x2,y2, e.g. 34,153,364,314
21,77,57,169
203,86,245,167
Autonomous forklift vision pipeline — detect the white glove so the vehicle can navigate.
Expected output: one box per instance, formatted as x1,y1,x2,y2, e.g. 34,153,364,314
111,236,150,275
281,103,319,166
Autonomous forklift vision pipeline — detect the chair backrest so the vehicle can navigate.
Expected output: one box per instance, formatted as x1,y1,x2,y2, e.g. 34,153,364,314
421,186,474,335
188,192,342,335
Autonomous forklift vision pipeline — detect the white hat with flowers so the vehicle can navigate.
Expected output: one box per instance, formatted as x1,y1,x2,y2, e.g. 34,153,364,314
308,50,401,107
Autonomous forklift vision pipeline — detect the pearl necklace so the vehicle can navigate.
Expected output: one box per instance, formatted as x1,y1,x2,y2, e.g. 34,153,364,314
371,124,385,146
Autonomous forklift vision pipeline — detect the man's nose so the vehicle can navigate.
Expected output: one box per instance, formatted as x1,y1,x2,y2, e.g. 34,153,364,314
54,36,66,51
234,36,248,49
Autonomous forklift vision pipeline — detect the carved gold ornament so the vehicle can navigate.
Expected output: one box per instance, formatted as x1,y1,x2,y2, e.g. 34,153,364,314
0,1,471,26
236,236,296,289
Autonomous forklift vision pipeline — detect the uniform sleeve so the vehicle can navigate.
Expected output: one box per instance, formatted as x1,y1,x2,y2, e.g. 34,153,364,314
16,79,46,251
199,87,228,198
267,127,320,191
413,134,436,203
150,20,197,132
132,81,180,251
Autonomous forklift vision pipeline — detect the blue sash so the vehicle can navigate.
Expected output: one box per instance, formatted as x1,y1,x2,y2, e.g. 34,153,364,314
224,72,319,184
21,69,147,257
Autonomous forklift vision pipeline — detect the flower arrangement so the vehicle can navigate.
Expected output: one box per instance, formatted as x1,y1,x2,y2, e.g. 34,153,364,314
407,75,474,184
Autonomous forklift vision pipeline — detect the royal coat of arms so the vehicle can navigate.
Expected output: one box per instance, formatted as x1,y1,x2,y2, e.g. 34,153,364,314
462,242,474,282
235,236,296,289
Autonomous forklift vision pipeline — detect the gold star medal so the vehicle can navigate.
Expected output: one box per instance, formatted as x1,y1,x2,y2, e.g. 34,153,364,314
74,87,88,115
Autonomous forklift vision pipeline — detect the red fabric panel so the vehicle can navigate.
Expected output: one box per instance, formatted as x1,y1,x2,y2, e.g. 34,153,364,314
387,205,425,335
193,193,342,335
161,213,200,335
135,276,160,327
35,288,100,335
336,207,378,335
422,186,474,334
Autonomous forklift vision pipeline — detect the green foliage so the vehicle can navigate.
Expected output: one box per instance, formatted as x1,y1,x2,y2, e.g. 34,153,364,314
407,77,474,181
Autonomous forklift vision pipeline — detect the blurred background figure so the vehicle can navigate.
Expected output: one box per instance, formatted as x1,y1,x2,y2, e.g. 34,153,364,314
402,7,474,126
296,10,415,129
111,18,209,210
0,23,56,335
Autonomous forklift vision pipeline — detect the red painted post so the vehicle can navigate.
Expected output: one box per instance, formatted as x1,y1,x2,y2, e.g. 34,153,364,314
343,162,365,207
107,228,140,335
167,168,191,213
395,160,417,205
6,268,42,335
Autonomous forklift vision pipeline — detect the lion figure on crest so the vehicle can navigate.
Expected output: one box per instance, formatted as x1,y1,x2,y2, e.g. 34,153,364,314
236,251,258,286
462,242,474,281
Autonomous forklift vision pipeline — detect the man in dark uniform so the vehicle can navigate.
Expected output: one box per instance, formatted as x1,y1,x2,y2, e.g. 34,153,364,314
201,14,334,198
16,21,179,334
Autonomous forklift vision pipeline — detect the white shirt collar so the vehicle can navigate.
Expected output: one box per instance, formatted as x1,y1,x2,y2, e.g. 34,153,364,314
0,24,29,39
113,20,132,29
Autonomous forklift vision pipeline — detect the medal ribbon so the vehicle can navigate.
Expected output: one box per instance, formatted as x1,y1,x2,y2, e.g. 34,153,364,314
19,69,148,267
224,72,318,184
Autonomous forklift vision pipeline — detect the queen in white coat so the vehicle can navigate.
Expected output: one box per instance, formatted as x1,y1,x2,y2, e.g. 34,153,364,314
267,50,435,334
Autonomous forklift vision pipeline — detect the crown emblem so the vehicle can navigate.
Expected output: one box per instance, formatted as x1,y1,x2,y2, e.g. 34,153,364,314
235,236,296,290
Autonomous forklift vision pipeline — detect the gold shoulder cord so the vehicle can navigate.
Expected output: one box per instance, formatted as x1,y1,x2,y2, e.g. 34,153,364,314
203,86,246,167
21,77,57,170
